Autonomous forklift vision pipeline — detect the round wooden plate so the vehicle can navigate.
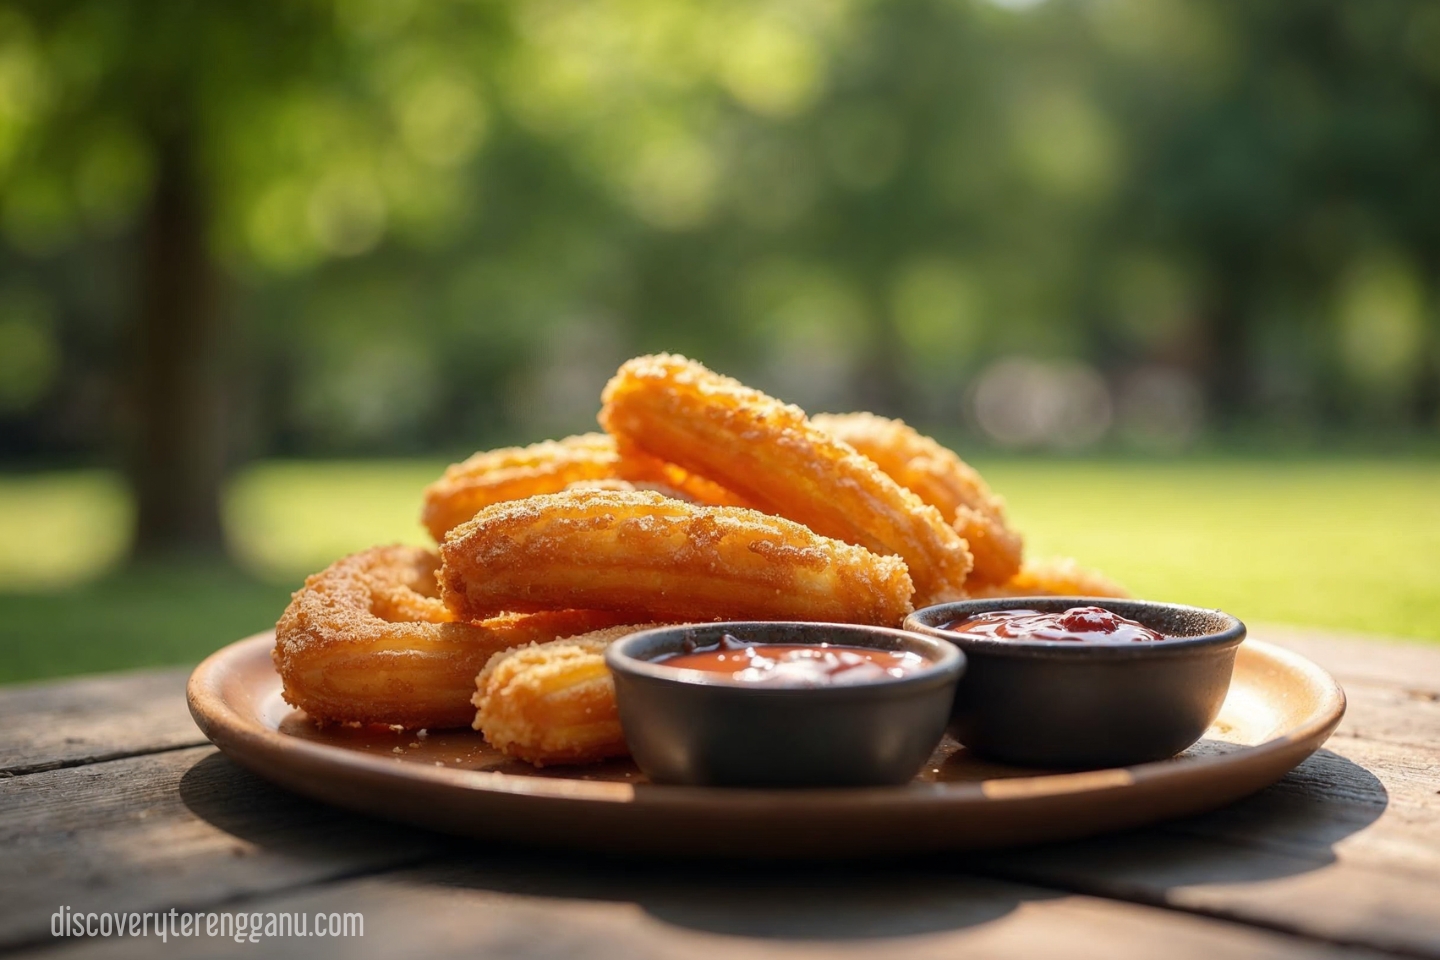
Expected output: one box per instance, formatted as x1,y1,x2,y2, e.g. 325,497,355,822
188,632,1345,858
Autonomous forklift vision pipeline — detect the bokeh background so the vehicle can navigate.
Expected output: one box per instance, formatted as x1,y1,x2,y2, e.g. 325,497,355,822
1,0,1438,682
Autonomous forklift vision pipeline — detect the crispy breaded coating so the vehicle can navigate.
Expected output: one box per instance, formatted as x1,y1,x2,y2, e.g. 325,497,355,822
277,352,1133,767
439,489,916,626
969,557,1129,600
273,545,625,729
812,412,1023,587
473,624,658,766
422,434,620,542
422,433,746,541
599,355,972,605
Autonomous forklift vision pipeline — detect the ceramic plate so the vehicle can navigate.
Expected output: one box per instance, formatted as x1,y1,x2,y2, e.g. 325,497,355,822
188,632,1344,858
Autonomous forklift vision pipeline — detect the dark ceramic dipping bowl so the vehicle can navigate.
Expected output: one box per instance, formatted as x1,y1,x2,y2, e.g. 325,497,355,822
904,598,1245,769
606,622,964,787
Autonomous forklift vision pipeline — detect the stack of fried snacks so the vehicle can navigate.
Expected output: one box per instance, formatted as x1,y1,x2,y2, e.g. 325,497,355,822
439,489,915,626
422,434,619,542
969,557,1128,601
273,353,1127,766
600,355,974,606
811,412,1023,588
422,432,746,541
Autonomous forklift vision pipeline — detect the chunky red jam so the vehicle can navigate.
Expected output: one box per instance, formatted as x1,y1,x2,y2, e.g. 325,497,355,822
943,606,1169,643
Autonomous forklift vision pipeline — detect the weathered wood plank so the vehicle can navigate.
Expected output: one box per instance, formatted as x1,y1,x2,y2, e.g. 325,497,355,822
1166,737,1440,868
1252,625,1440,695
1,631,1438,957
6,742,1395,960
1327,683,1440,752
954,620,1440,955
969,735,1440,957
0,747,443,952
3,731,1437,956
22,859,1397,960
0,629,1430,778
978,835,1439,957
0,668,205,777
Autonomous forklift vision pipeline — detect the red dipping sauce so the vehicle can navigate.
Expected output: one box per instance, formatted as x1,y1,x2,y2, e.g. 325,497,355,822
943,606,1169,643
658,634,931,686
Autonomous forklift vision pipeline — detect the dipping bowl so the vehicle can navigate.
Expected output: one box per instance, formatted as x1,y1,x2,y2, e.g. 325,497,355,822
904,598,1245,768
606,622,964,787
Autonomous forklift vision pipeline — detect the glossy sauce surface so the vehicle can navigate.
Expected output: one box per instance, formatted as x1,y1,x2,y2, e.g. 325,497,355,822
943,606,1170,643
658,634,932,686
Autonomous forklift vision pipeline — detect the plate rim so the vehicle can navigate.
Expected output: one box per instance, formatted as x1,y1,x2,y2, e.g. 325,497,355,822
187,630,1347,814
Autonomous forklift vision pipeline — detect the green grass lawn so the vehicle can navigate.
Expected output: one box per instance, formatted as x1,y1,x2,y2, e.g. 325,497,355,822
1,458,1437,685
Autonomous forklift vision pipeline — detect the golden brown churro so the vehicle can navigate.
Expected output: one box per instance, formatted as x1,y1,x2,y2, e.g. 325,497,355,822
439,488,916,625
599,355,972,605
273,545,624,729
422,434,619,542
969,557,1129,600
613,443,753,508
473,624,660,766
811,412,1022,587
275,352,1133,767
423,432,747,541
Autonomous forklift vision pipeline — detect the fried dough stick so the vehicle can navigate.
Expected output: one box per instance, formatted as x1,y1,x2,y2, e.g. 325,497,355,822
599,355,972,605
969,557,1129,600
273,545,623,729
422,434,619,542
473,624,659,766
422,433,744,542
812,412,1023,587
440,489,916,626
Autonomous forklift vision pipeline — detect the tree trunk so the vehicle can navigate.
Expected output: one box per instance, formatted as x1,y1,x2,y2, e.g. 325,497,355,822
1205,258,1252,427
854,281,912,420
126,132,228,558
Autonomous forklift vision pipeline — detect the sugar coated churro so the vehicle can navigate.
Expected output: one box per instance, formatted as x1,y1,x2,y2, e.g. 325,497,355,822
275,353,1130,768
423,432,746,541
422,434,620,542
811,412,1022,587
473,624,660,766
599,354,972,605
273,545,624,728
439,488,916,626
969,557,1129,600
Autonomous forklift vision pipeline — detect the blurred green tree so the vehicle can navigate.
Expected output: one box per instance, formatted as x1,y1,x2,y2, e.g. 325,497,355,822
1,0,1437,567
0,0,505,555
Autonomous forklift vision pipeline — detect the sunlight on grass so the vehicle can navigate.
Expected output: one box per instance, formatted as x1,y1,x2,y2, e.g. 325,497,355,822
226,460,441,579
0,471,129,589
0,563,294,683
986,461,1440,642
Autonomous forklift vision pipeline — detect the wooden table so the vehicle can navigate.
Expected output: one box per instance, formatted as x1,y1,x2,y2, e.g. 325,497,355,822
2,625,1437,959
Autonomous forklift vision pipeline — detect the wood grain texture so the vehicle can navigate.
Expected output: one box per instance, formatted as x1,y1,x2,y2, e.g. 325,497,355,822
24,859,1397,960
0,629,1437,958
0,747,443,951
967,629,1440,958
1254,625,1440,696
0,668,204,777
